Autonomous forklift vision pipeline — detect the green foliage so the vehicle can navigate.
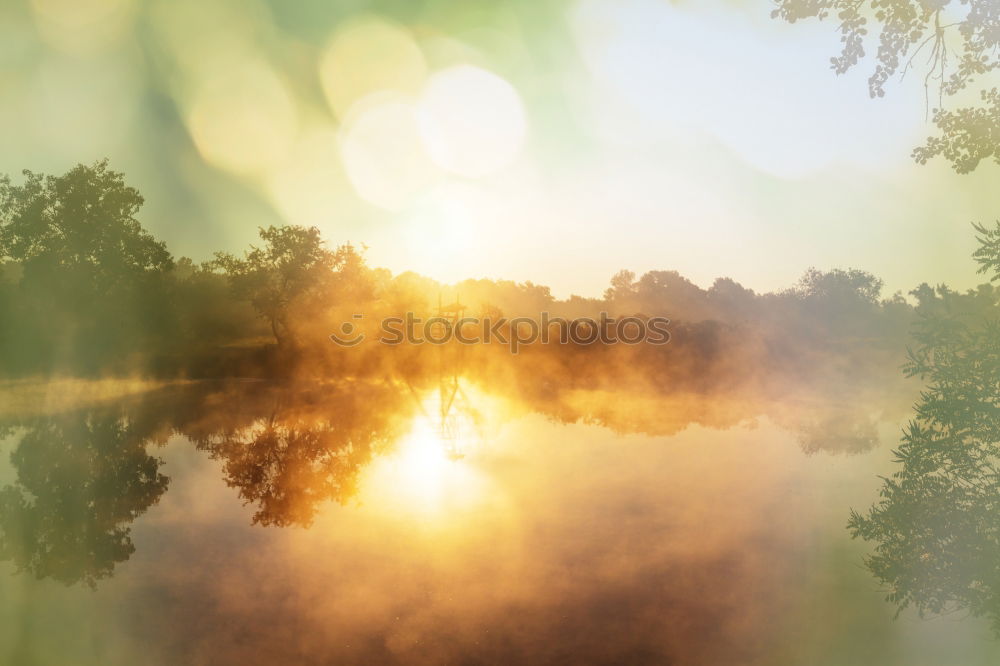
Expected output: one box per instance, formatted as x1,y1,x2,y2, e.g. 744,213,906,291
848,227,1000,632
774,0,1000,173
0,161,176,373
214,226,366,348
797,267,884,304
0,412,169,587
0,161,919,384
914,88,1000,173
0,160,172,283
973,220,1000,281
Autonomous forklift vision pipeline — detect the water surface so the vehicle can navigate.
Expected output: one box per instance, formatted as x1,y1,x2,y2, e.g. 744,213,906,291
0,379,997,665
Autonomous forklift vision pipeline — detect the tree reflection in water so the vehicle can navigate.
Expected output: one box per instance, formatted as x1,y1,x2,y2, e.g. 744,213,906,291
194,381,414,527
0,374,905,588
0,411,168,587
849,312,1000,631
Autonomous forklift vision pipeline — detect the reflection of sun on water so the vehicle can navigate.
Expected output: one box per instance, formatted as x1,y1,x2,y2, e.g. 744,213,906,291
359,413,487,520
394,421,453,491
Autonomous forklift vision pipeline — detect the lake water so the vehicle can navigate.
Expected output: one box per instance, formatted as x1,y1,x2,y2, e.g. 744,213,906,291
0,379,997,665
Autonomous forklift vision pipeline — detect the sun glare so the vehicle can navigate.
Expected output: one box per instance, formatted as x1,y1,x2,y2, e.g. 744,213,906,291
396,422,452,483
360,418,485,519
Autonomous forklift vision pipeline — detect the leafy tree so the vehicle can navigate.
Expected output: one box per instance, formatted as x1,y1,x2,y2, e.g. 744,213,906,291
973,219,1000,280
914,88,1000,173
773,9,1000,605
603,269,637,303
0,161,175,372
0,160,172,287
796,267,884,304
848,221,1000,631
214,225,365,348
773,0,1000,172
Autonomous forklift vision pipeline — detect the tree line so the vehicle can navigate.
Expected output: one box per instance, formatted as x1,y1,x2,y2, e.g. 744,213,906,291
0,160,958,396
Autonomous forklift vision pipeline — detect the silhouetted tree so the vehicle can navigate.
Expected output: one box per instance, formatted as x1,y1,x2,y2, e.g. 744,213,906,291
214,225,365,349
603,269,637,304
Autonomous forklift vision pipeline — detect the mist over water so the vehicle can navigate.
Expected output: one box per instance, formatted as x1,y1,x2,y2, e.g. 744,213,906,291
0,374,996,666
4,0,1000,662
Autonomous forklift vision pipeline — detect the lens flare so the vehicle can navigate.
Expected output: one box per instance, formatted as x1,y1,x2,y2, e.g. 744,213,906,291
417,65,527,178
319,15,427,120
186,60,297,176
339,93,439,210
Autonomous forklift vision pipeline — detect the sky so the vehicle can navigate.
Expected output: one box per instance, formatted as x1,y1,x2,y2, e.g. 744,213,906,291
1,0,998,299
